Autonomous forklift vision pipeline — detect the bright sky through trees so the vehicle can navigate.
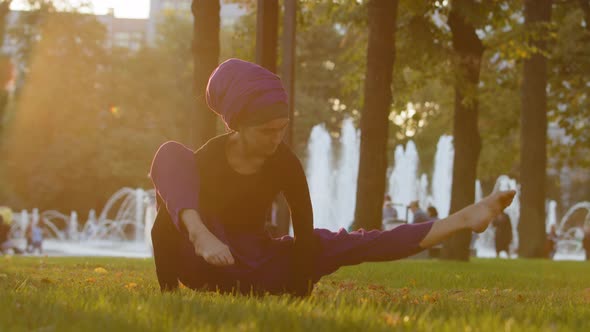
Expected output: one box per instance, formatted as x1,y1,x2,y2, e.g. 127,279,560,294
11,0,151,18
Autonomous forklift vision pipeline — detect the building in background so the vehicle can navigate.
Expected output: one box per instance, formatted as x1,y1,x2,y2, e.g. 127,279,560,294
2,0,246,52
146,0,245,46
97,9,148,51
0,1,246,94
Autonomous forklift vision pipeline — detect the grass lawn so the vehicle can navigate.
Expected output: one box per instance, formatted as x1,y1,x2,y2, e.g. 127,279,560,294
1,256,589,331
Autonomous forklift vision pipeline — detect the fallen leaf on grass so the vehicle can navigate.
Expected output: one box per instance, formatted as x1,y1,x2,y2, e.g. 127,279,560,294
368,284,385,291
40,278,53,284
86,278,96,283
94,267,108,274
337,281,357,290
382,312,402,326
423,293,438,304
125,282,138,290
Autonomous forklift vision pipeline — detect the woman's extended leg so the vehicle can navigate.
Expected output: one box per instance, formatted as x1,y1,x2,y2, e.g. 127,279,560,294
313,190,516,280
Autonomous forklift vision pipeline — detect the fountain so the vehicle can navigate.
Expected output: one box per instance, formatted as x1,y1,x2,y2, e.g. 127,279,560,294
68,211,79,240
333,118,360,229
475,180,483,203
306,124,461,228
306,119,361,230
431,135,454,218
306,124,336,230
10,188,156,257
388,141,419,219
553,202,590,260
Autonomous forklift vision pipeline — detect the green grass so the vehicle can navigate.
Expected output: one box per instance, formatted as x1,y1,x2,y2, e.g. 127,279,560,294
1,256,589,331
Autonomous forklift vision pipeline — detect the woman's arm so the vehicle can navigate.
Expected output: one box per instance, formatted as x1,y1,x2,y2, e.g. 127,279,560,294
281,148,319,296
150,141,234,267
150,141,201,232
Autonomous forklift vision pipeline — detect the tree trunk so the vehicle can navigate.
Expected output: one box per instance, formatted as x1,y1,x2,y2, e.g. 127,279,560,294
0,1,13,132
282,0,296,147
519,0,552,258
256,0,279,73
579,0,589,32
0,1,11,47
353,0,398,230
273,0,297,237
191,0,220,149
441,1,484,261
255,0,287,235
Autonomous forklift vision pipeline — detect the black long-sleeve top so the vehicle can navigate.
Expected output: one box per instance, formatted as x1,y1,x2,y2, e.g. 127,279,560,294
150,133,317,295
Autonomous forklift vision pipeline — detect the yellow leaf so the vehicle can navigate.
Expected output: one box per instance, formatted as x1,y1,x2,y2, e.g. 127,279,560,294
125,282,138,289
94,267,108,274
382,312,401,326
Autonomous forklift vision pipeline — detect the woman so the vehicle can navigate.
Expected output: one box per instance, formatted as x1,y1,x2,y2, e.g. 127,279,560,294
150,59,515,296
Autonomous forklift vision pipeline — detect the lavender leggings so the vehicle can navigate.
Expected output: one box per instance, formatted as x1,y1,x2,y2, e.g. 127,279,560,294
151,206,434,295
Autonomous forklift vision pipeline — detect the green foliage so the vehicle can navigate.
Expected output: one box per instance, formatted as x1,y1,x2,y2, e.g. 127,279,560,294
0,9,192,213
548,5,590,167
1,257,590,331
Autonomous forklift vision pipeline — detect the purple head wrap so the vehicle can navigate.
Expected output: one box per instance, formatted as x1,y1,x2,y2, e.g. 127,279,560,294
206,58,289,131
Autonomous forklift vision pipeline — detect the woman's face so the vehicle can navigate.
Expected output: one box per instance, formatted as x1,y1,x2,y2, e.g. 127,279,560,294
240,117,289,157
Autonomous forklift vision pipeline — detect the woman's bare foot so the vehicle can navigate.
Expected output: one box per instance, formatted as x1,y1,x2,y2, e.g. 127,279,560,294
466,190,516,233
418,190,516,248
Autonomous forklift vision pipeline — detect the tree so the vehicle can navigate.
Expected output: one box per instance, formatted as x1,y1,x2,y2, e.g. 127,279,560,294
0,7,198,214
255,0,279,72
0,0,13,131
0,0,10,47
547,1,590,166
441,0,484,261
353,0,398,230
2,9,110,211
518,0,552,258
191,0,220,149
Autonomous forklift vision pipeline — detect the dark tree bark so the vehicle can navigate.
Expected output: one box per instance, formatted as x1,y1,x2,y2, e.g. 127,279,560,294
441,1,484,261
0,1,11,47
519,0,552,258
256,0,279,73
273,0,297,237
0,0,13,131
255,0,287,236
579,0,590,31
191,0,220,149
353,0,398,230
282,0,296,147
